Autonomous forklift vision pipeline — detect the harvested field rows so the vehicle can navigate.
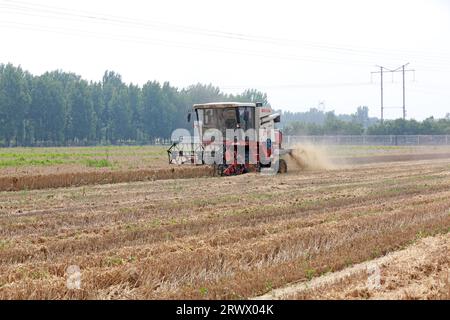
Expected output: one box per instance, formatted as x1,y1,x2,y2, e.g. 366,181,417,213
0,166,214,192
0,158,449,299
1,145,450,192
257,233,449,300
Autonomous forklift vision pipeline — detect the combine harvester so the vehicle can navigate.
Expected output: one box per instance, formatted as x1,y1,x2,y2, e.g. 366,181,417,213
168,102,292,176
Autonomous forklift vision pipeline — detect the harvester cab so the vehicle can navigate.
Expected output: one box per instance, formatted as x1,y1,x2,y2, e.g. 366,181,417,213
168,102,291,175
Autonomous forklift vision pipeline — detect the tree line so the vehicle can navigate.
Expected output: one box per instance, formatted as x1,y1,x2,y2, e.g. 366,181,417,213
1,63,449,146
283,111,450,136
281,106,379,128
0,63,268,146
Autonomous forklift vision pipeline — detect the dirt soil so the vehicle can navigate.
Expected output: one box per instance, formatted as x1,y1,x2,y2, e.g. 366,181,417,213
0,155,449,299
2,146,450,191
255,233,449,300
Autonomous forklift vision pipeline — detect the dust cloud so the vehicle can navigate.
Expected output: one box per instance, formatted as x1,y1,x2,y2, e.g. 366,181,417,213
285,144,338,171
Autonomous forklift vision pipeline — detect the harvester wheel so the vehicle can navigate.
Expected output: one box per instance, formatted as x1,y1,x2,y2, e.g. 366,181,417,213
278,159,287,174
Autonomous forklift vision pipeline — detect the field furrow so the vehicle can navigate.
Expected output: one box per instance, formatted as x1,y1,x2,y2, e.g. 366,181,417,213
0,154,449,299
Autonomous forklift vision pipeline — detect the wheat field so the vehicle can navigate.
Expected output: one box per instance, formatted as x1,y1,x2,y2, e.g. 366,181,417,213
0,146,449,299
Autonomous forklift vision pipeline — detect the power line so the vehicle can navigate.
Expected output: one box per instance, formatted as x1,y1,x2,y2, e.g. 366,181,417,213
0,20,391,67
2,15,450,73
220,82,375,90
1,0,450,68
371,63,415,121
1,0,448,104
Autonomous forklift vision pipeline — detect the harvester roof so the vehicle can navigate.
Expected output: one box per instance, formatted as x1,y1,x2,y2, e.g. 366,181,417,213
193,102,256,109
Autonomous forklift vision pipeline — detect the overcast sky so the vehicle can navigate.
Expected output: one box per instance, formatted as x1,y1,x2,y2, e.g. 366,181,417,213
1,0,450,119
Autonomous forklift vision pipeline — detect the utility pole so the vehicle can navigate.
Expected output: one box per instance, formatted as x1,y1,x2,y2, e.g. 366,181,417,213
402,64,406,119
371,63,415,122
372,65,385,123
380,66,384,122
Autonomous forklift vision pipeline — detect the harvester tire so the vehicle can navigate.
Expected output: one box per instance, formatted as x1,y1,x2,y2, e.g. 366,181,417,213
278,159,287,174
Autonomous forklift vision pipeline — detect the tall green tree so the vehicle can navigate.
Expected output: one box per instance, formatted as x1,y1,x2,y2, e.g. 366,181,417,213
0,64,31,145
109,85,132,142
29,74,65,144
65,79,94,143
